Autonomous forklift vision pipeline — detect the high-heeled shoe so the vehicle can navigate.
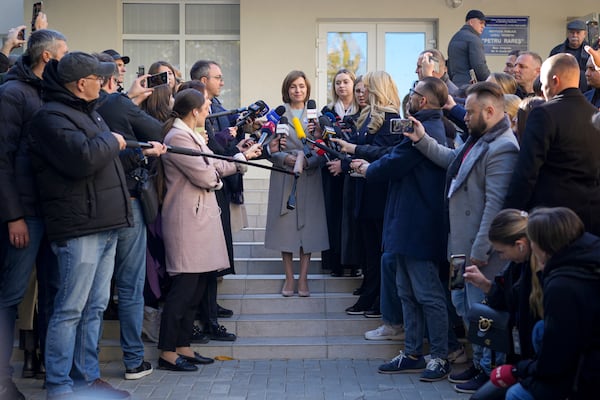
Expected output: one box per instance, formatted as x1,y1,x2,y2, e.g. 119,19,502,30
281,281,294,297
298,290,310,297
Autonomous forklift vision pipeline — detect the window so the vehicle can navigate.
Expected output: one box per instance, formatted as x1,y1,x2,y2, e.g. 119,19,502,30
122,1,240,107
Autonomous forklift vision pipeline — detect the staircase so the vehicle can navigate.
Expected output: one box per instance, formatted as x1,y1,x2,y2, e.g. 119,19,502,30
83,163,405,361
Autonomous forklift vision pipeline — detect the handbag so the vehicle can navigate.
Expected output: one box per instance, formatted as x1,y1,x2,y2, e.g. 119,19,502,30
466,302,511,353
132,167,159,224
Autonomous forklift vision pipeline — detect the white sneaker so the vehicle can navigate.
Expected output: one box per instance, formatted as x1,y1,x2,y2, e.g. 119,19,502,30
141,306,161,343
364,324,405,340
448,345,468,364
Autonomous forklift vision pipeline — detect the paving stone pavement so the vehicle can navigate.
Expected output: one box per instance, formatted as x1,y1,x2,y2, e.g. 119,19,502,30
15,359,472,400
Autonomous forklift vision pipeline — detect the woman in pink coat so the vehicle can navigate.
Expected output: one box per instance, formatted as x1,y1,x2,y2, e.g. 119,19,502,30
157,88,241,371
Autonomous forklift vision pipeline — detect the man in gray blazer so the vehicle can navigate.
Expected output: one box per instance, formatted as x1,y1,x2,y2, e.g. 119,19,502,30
403,81,520,394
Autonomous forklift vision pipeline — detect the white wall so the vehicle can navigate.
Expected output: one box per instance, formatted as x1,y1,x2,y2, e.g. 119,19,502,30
24,0,600,108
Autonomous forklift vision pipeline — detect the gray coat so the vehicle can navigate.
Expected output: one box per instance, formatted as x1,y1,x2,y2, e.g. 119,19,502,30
447,24,490,88
414,116,519,278
264,105,329,253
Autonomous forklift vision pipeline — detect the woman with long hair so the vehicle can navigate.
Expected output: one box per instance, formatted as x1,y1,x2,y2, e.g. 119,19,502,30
148,60,179,94
157,89,240,371
264,70,329,297
500,207,600,400
330,71,404,316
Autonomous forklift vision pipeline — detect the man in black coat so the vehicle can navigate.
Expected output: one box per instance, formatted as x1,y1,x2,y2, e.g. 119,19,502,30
0,29,67,400
504,53,600,235
28,51,132,400
549,19,590,92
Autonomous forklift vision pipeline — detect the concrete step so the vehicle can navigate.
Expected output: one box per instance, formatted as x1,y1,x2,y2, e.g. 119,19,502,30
233,242,323,259
218,292,361,315
219,274,362,295
233,258,325,274
232,227,265,243
97,335,404,361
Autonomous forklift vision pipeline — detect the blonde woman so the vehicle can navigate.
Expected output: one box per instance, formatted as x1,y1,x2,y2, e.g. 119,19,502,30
330,71,404,315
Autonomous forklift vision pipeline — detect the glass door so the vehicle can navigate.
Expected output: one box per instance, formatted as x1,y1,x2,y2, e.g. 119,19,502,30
318,21,436,105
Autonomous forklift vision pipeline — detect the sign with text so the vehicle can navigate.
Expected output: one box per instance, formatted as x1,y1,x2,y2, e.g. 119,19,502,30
481,17,529,55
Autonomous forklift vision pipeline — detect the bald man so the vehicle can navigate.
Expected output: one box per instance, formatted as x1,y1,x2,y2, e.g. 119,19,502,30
504,53,600,235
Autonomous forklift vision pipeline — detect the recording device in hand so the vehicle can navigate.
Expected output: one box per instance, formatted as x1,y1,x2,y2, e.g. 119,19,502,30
31,2,43,32
390,118,414,134
146,71,168,88
469,69,478,84
235,100,269,129
137,65,145,77
257,121,276,146
306,99,318,121
449,254,466,290
266,105,286,124
17,28,25,41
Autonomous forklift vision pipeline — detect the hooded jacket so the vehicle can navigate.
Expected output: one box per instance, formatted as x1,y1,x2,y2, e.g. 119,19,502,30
0,55,44,222
516,233,600,400
28,59,132,241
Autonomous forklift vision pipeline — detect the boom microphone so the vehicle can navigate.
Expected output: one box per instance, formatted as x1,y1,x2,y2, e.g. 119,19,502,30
207,107,247,119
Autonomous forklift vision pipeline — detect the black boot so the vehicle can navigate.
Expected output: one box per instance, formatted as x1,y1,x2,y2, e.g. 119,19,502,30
35,357,46,380
21,350,35,379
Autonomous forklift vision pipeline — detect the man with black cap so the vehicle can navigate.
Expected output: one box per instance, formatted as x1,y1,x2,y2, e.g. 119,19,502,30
549,19,590,91
28,51,132,400
447,9,490,88
102,49,130,91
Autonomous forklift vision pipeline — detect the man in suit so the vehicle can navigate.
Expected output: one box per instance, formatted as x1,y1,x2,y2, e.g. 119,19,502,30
404,81,520,394
513,51,542,99
354,77,451,382
504,53,600,235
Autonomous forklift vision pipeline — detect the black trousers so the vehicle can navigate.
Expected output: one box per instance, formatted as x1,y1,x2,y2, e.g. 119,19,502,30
353,217,383,310
158,272,208,351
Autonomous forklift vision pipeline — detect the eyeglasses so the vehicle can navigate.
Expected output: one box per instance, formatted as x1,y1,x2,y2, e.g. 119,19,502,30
210,75,224,81
82,76,105,84
409,87,425,98
355,89,366,94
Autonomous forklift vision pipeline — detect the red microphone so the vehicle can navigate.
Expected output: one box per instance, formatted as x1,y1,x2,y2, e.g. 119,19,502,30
257,121,276,146
315,139,330,161
490,365,517,388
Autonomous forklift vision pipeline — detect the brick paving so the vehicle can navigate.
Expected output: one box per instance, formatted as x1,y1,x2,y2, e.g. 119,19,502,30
15,359,471,400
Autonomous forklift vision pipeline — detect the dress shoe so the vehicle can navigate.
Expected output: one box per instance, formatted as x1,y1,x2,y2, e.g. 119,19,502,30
158,357,198,372
364,309,382,318
207,325,237,341
178,352,214,365
217,304,233,318
191,325,210,344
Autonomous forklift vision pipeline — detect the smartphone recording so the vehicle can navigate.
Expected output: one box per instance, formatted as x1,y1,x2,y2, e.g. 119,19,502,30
146,71,168,88
390,118,414,134
449,254,466,290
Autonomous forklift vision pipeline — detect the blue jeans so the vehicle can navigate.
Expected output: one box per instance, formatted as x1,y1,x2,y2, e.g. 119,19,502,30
453,283,504,374
392,253,448,359
45,231,118,397
506,383,535,400
114,199,147,369
379,252,403,326
0,216,45,380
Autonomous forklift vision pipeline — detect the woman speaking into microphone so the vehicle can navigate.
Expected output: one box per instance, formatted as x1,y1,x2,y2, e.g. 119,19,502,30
264,70,329,297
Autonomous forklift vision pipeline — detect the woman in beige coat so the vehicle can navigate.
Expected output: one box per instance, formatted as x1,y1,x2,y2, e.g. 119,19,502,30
157,88,243,371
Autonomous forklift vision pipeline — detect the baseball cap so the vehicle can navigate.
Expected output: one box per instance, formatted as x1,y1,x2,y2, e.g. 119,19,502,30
466,10,486,22
102,49,130,65
57,51,116,83
567,20,586,31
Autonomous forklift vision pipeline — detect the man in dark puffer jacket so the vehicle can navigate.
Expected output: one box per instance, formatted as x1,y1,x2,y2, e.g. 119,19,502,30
28,51,132,400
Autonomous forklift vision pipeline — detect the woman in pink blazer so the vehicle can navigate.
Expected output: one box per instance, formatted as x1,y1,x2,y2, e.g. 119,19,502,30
157,88,241,371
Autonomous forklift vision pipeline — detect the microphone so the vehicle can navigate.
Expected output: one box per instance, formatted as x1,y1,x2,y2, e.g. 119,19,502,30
315,139,331,162
265,105,286,125
207,107,247,119
323,111,337,124
293,123,349,161
292,116,312,158
306,99,318,122
235,100,269,129
257,121,276,146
